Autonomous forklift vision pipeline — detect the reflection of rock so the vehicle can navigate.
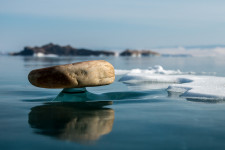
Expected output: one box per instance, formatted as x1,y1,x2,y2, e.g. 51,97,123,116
28,101,114,144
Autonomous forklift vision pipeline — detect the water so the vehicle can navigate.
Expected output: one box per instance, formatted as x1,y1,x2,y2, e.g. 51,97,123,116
1,55,225,150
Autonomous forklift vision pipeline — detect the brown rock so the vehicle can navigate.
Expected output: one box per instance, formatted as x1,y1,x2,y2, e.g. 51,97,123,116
28,60,115,88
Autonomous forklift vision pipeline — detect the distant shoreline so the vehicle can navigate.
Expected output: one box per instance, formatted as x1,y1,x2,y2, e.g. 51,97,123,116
9,43,160,57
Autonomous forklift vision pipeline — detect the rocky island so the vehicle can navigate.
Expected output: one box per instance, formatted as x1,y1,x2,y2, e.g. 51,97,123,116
10,43,115,56
120,49,160,57
10,43,160,57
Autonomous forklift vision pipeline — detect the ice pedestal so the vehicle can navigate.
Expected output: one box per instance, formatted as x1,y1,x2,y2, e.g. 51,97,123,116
53,88,107,102
53,87,150,102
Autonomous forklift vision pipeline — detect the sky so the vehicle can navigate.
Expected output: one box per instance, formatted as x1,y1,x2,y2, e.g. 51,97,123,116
1,0,225,52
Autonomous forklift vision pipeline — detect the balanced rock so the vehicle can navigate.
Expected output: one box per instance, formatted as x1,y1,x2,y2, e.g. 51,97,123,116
28,60,115,88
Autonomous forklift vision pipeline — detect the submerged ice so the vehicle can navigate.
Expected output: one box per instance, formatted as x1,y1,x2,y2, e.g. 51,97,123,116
117,66,225,100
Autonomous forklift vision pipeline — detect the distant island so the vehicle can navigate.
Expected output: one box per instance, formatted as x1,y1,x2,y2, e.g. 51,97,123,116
9,43,160,57
120,49,160,57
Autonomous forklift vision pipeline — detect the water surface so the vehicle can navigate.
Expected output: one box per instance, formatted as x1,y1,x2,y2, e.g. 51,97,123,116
1,55,225,150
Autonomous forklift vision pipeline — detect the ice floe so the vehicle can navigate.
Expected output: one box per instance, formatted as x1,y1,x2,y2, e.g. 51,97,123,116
116,65,194,76
167,76,225,100
118,65,225,100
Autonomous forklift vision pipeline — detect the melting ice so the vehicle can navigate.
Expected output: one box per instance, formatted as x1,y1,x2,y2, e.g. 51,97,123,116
117,66,225,101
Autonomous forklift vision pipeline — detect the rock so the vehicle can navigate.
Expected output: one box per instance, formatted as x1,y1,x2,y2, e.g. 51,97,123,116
10,43,115,56
28,60,115,88
120,49,160,57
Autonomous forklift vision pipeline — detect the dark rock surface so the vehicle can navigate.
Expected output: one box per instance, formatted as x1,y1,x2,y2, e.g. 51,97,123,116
10,43,115,56
120,49,160,57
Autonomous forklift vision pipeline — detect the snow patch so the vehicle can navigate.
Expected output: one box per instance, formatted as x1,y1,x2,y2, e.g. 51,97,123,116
118,65,225,100
115,65,194,76
34,53,58,57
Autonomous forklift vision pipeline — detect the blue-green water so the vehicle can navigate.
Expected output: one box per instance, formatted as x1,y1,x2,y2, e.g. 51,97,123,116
1,55,225,150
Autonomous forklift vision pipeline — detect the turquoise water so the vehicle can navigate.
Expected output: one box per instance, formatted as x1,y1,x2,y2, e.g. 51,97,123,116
1,55,225,150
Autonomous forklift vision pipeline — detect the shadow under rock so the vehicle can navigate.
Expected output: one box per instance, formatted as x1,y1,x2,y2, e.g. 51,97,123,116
23,88,163,103
53,88,157,102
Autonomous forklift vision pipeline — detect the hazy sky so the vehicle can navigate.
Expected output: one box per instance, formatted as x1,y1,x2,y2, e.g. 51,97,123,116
1,0,225,52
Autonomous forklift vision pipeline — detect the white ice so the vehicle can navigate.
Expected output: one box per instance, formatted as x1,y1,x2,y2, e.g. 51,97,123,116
33,52,58,57
118,65,225,100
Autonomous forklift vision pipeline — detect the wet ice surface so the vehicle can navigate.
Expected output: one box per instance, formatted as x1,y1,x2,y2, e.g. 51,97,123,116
2,56,225,150
118,65,225,101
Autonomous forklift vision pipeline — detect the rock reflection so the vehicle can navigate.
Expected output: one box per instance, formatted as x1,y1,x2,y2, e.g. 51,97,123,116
28,101,114,144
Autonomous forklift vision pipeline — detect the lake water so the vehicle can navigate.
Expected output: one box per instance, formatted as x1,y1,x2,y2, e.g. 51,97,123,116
1,55,225,150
